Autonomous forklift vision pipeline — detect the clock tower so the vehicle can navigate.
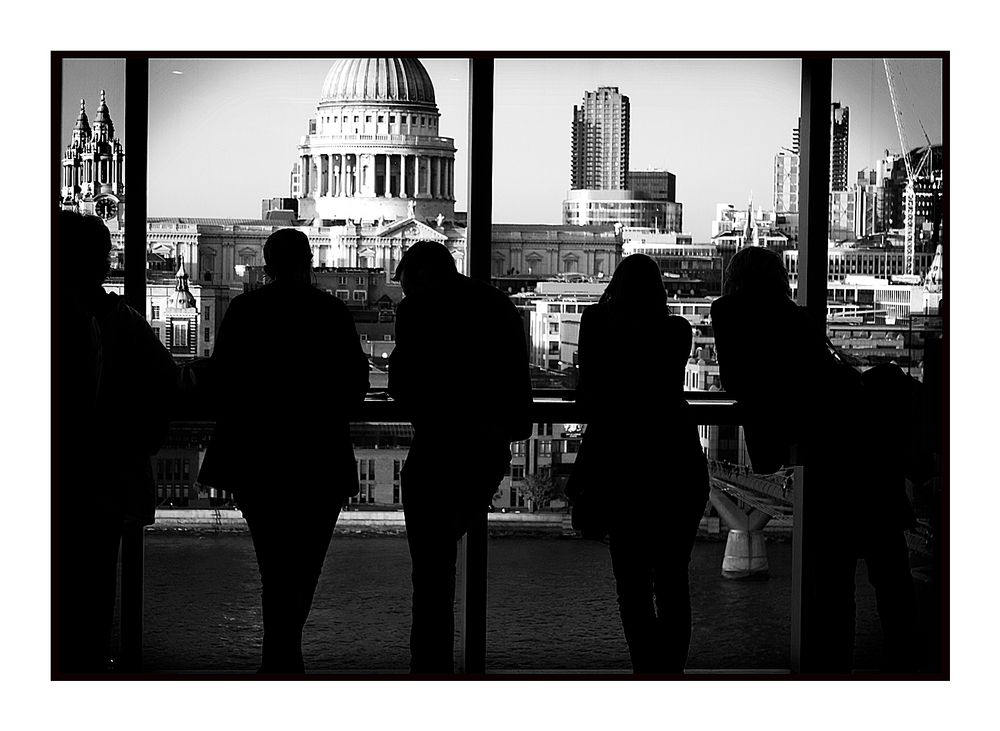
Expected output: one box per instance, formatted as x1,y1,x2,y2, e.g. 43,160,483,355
61,90,125,230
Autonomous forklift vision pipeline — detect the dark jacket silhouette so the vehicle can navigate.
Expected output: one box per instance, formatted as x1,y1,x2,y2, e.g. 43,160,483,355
388,242,532,674
201,280,369,505
200,231,369,674
711,292,914,532
711,249,917,672
572,254,709,674
54,211,175,675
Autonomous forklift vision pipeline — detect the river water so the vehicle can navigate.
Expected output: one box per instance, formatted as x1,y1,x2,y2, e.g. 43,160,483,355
136,532,884,674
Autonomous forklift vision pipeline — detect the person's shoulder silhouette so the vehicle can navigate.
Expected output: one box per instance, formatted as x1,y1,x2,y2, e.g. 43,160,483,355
203,228,368,497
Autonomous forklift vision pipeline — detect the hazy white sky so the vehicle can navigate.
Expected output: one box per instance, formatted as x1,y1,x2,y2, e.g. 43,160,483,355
61,56,942,240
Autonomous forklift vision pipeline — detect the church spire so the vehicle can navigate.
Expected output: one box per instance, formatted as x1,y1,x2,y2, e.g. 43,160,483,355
171,255,197,309
743,191,758,247
92,89,115,142
72,98,91,145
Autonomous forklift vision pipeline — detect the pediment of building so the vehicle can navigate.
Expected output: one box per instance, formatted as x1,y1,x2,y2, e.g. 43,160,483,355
373,217,448,241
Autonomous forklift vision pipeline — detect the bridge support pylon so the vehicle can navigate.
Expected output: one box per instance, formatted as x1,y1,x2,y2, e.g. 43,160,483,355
709,487,771,580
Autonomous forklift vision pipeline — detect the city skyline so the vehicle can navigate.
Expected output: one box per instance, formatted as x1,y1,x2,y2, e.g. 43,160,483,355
61,56,943,239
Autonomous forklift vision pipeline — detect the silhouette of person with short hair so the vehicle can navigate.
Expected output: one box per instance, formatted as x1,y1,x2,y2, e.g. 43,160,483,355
711,246,917,672
200,228,369,674
54,210,177,675
571,253,709,674
387,241,532,674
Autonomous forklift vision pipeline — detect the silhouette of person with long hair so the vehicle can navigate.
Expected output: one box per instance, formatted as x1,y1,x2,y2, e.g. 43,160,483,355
387,241,532,674
200,228,369,674
571,253,709,674
54,210,177,675
710,246,917,672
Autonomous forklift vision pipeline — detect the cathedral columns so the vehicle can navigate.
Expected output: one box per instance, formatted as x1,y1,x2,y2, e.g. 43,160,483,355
339,155,346,197
401,154,408,199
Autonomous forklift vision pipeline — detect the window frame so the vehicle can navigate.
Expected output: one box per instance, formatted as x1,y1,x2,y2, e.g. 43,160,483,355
52,51,947,677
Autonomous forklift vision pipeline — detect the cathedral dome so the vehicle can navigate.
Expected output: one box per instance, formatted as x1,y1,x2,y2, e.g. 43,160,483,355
320,58,436,106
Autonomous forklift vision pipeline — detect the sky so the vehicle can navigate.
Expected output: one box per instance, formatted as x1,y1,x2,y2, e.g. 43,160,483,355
61,56,942,240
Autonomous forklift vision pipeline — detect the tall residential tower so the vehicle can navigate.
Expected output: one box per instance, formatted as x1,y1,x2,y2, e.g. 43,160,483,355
570,87,630,190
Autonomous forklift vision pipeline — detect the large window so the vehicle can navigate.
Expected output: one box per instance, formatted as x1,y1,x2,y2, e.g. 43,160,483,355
53,53,946,677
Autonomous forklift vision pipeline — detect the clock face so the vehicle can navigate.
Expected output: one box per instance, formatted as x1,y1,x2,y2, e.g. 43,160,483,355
96,198,118,220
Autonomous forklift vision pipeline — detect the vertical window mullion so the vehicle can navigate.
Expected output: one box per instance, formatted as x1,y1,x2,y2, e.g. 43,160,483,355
124,57,148,317
467,58,494,283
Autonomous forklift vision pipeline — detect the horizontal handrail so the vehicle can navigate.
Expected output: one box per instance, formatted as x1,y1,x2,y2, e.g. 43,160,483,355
169,393,740,426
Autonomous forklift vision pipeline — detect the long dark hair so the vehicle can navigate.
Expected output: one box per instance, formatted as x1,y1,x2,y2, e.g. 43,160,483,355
722,246,792,299
599,253,666,312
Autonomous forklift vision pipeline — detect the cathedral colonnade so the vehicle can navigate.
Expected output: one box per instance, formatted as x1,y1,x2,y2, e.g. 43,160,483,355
300,152,454,201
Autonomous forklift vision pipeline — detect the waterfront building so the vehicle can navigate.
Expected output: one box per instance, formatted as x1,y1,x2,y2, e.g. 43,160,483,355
782,246,937,284
790,275,940,323
502,422,581,512
571,86,630,190
490,223,622,278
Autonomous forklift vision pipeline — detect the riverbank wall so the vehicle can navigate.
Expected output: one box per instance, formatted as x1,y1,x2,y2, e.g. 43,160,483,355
148,509,742,537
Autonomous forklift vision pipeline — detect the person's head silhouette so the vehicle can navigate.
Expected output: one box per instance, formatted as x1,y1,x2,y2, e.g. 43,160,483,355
599,253,665,310
722,246,791,299
264,228,313,284
58,210,112,299
393,241,457,297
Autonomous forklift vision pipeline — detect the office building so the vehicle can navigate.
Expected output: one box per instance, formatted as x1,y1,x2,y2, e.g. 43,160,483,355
627,169,676,202
562,189,682,231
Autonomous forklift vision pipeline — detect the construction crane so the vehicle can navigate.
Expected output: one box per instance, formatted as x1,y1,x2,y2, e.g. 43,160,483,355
883,59,933,276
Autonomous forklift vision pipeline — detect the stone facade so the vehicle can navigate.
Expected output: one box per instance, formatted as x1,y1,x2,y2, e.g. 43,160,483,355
490,224,622,279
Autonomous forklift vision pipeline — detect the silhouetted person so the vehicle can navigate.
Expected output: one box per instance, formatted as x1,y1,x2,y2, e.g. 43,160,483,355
54,211,176,675
200,229,369,674
710,246,917,673
387,241,532,674
571,253,709,674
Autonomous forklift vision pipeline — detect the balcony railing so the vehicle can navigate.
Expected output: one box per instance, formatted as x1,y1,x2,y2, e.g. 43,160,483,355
115,392,742,675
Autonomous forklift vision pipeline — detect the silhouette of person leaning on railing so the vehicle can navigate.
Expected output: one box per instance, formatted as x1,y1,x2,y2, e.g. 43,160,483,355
199,229,369,674
387,241,532,674
54,210,177,675
710,246,918,673
567,253,709,674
